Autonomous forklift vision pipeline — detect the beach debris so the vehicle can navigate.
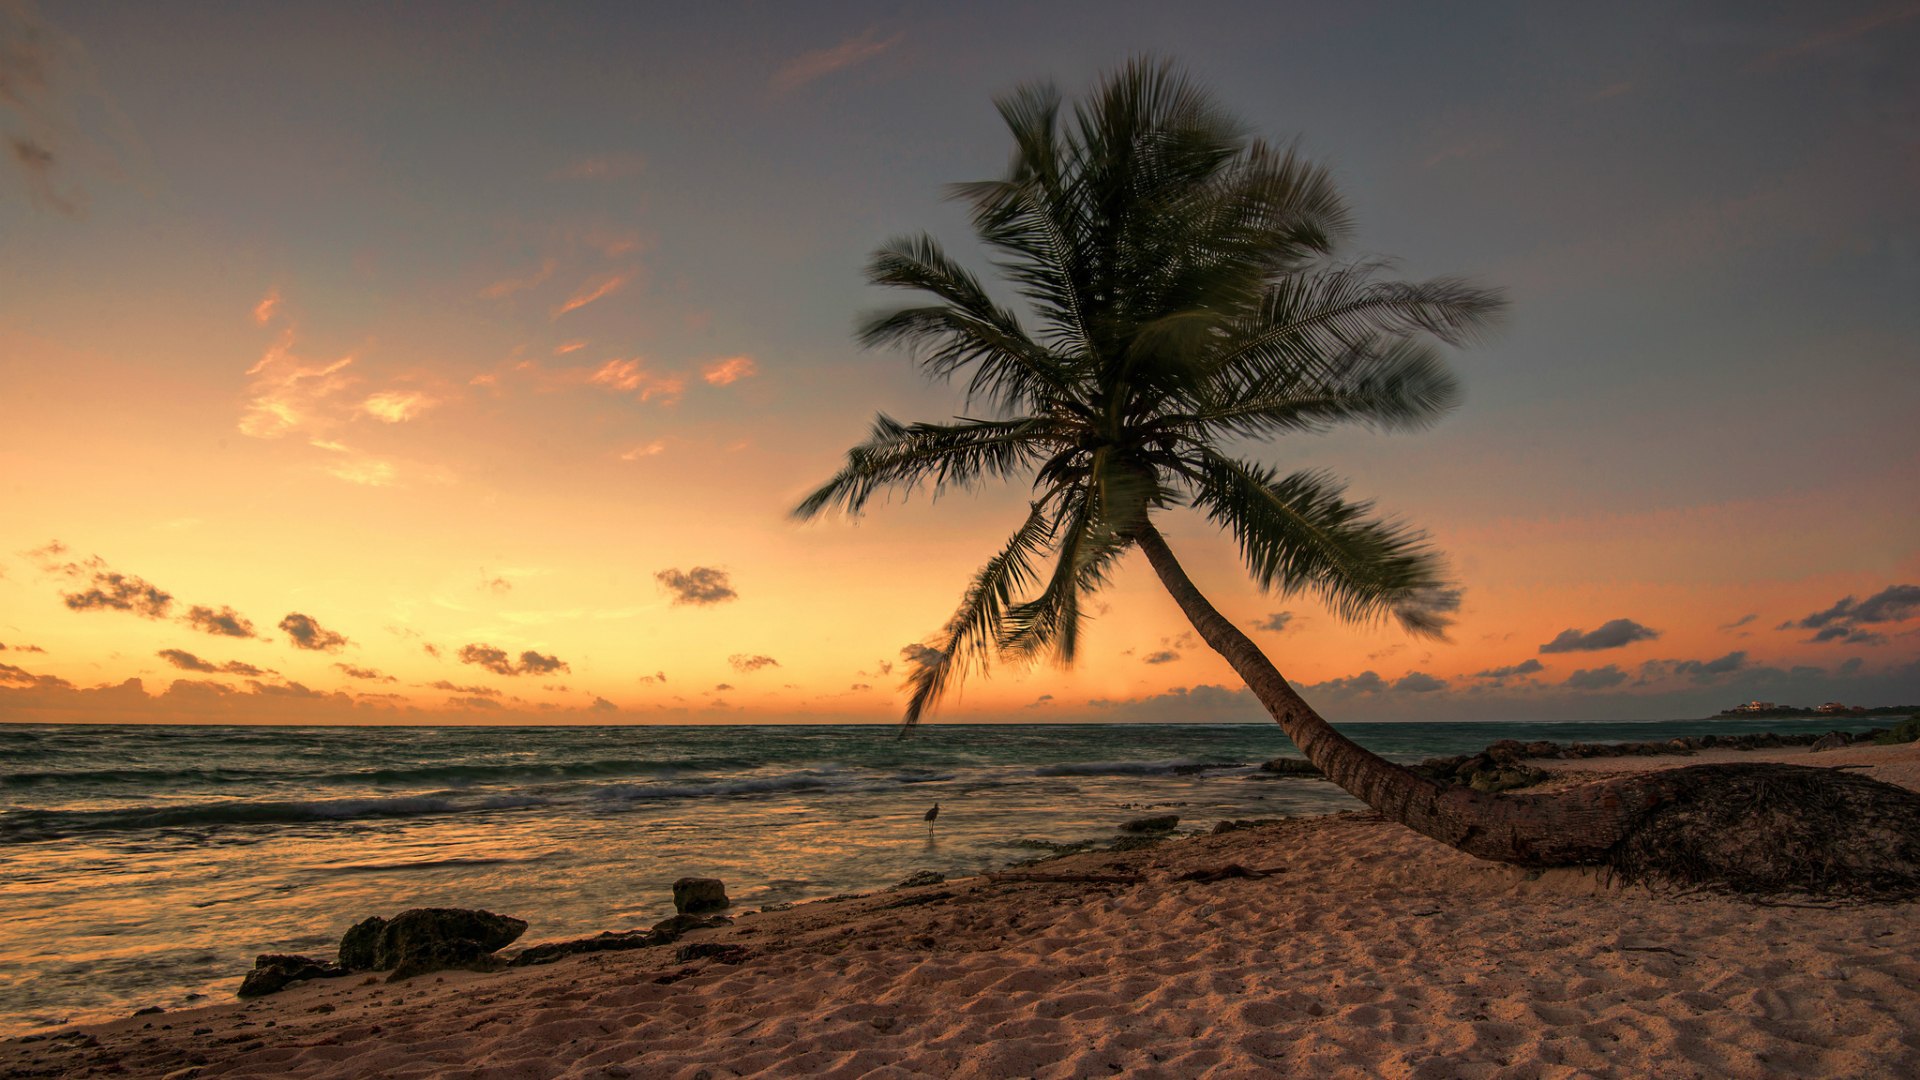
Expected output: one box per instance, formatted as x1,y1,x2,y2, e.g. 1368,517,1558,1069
672,876,731,914
893,869,947,889
1259,757,1322,777
237,954,348,998
1119,814,1180,833
675,942,751,964
510,929,673,968
1173,863,1284,883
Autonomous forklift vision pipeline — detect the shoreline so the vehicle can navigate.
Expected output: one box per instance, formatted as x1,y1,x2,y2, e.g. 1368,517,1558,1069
7,740,1918,1079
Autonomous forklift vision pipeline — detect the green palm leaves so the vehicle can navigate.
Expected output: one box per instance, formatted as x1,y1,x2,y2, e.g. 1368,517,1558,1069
796,58,1503,724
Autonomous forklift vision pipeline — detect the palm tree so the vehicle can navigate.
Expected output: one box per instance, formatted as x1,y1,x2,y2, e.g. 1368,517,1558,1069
796,59,1920,895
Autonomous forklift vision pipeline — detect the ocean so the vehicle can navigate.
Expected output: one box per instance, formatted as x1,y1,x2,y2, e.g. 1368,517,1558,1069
0,717,1881,1033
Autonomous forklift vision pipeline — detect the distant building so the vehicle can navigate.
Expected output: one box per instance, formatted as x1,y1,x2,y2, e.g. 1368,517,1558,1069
1816,701,1866,714
1727,700,1778,715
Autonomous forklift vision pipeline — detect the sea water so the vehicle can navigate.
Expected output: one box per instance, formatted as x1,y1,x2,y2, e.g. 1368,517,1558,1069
0,717,1878,1032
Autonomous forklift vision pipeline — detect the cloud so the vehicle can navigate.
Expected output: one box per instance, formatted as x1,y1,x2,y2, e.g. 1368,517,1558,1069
552,274,629,318
639,671,667,684
238,324,358,441
589,359,685,403
1782,585,1920,644
713,682,733,691
1393,672,1448,693
1718,613,1758,632
701,356,757,386
252,287,281,325
590,695,618,711
360,390,436,423
899,644,944,669
1750,6,1920,71
0,3,134,218
157,649,268,677
447,695,502,710
456,644,570,676
1563,665,1628,690
729,653,780,673
184,604,257,638
655,567,736,606
429,680,498,697
851,682,871,691
334,663,394,682
278,612,349,652
0,642,47,652
1538,619,1660,653
1306,670,1389,695
0,662,70,690
1252,611,1293,633
553,154,645,181
1640,651,1748,684
62,568,172,618
620,440,667,461
1141,650,1180,665
479,258,557,300
771,27,902,93
1474,659,1544,679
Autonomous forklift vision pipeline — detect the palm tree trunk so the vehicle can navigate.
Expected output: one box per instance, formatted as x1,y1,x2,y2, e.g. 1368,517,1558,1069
1134,521,1687,866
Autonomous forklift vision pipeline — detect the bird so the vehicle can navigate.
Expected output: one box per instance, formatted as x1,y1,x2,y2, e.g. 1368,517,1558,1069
924,803,940,824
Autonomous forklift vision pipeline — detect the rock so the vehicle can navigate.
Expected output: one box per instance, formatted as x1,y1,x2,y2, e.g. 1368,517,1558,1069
237,954,348,998
1466,764,1550,794
1211,818,1282,834
893,869,946,889
133,1005,165,1016
337,916,388,971
1258,757,1321,776
371,908,527,981
1809,731,1851,752
510,930,672,967
1109,834,1165,852
1119,814,1180,833
651,912,731,936
672,877,730,914
1483,739,1528,764
675,942,751,964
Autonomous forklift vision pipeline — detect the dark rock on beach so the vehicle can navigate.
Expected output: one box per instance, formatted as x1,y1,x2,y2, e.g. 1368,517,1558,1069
337,915,387,971
1120,814,1180,833
652,912,732,936
893,870,947,889
675,942,752,964
673,877,730,914
1258,757,1322,777
237,954,348,998
511,929,675,967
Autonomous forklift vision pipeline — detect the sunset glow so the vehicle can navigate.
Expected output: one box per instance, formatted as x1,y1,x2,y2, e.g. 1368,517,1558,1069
2,3,1915,726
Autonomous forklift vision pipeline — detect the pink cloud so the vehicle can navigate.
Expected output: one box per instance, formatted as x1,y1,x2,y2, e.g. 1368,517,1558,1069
480,258,558,300
252,287,281,325
771,28,902,93
552,274,629,318
702,355,757,386
588,359,684,403
360,390,436,423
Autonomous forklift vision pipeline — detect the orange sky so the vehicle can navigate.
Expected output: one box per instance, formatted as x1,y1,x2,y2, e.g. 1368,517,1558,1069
2,3,1916,724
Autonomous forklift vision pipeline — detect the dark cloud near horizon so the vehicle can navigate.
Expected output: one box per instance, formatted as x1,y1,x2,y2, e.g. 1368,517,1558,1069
457,643,571,677
729,653,779,673
1475,658,1544,679
185,604,257,638
655,566,736,606
156,649,269,677
1252,611,1294,633
0,642,47,653
1781,585,1919,644
591,696,617,711
0,661,71,690
1563,665,1629,690
1538,619,1660,653
1393,672,1448,693
429,679,499,697
1718,613,1757,632
1142,650,1180,665
899,643,943,669
1308,670,1390,695
1640,651,1747,684
279,612,348,652
333,663,394,682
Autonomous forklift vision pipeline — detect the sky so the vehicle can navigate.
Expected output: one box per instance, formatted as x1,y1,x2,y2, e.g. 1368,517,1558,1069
1,0,1916,726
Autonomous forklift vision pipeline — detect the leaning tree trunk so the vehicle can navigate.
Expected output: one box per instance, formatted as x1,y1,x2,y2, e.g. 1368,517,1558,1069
1133,522,1920,898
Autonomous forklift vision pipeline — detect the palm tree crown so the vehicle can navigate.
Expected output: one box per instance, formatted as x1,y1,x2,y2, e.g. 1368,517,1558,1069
797,58,1505,725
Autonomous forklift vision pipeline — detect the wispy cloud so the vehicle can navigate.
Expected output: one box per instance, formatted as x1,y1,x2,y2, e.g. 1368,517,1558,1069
620,440,667,460
771,27,902,93
251,287,281,325
552,273,629,318
1252,611,1293,633
589,359,685,403
333,663,394,682
701,356,757,386
53,553,172,618
158,649,269,677
1141,650,1179,665
184,604,257,638
479,258,557,300
552,153,645,180
729,653,780,673
456,644,569,677
360,390,436,423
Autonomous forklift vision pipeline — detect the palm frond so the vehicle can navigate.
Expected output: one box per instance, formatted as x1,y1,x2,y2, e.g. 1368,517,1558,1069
793,415,1066,519
1189,452,1455,638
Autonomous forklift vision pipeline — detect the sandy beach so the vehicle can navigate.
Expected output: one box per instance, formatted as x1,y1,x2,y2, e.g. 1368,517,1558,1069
7,741,1918,1080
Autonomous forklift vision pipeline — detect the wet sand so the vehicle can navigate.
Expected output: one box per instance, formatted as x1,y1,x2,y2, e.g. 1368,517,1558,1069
8,742,1918,1079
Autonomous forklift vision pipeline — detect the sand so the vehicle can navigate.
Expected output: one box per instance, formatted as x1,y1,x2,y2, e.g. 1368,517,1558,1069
8,742,1919,1080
